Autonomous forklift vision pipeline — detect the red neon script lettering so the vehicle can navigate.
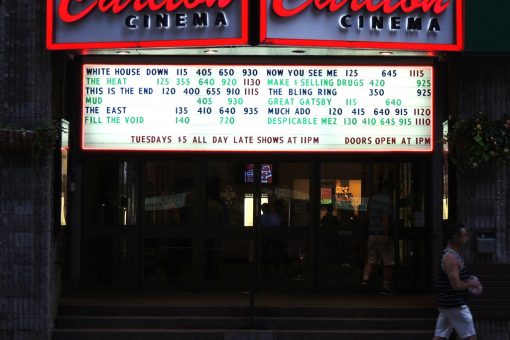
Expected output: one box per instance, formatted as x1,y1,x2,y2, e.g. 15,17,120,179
58,0,234,23
272,0,451,17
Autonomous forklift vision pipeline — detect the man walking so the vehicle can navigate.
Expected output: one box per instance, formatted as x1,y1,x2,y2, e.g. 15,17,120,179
433,222,483,340
358,181,394,295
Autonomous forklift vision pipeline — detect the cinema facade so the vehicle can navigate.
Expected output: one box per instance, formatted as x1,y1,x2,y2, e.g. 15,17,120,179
2,0,510,339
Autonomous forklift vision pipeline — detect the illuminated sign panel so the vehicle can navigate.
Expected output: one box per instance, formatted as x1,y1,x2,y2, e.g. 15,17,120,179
82,64,434,152
47,0,248,49
261,0,463,51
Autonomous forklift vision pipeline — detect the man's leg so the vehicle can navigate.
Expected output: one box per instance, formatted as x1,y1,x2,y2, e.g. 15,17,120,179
362,262,373,282
358,262,373,293
359,235,378,293
362,235,377,282
434,309,453,340
380,236,395,293
382,265,393,290
440,306,476,340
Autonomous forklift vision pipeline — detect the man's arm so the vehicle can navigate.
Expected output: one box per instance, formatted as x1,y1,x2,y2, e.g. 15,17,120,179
443,253,480,291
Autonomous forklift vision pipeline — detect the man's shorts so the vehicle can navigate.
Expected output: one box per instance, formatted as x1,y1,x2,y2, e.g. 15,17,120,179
366,234,395,266
434,305,476,339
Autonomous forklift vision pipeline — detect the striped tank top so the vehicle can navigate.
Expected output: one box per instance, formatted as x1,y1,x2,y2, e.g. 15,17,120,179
436,248,470,308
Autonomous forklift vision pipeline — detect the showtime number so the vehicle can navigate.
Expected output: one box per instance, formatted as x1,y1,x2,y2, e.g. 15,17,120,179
218,68,235,76
417,89,431,96
380,118,395,125
382,70,397,77
162,87,176,95
198,107,212,115
206,88,221,95
416,79,431,87
220,117,235,124
197,97,212,105
175,107,188,114
374,108,390,115
196,68,212,76
242,69,258,76
226,88,240,95
395,108,408,116
228,98,243,105
329,108,343,115
362,118,376,125
176,117,190,124
199,78,215,86
184,88,200,95
219,107,236,115
244,107,258,115
344,118,358,125
369,89,385,96
221,78,237,86
385,99,402,106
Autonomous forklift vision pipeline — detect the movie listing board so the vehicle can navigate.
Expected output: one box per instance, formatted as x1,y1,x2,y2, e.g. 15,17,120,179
82,64,433,152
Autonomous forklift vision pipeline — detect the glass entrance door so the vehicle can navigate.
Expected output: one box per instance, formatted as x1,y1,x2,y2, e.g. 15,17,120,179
395,161,431,292
202,160,254,291
318,162,383,291
82,159,140,290
80,156,430,293
203,159,310,291
258,161,310,290
318,161,431,293
142,160,195,290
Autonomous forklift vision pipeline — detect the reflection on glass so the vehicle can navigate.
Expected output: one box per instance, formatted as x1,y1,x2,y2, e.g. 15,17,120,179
61,149,68,226
259,162,310,288
398,162,426,228
144,161,194,227
319,163,370,290
204,162,251,286
144,238,193,289
206,162,249,228
60,119,69,226
82,160,139,289
261,162,310,228
204,237,251,287
244,194,269,227
321,163,366,230
83,160,138,226
244,163,273,183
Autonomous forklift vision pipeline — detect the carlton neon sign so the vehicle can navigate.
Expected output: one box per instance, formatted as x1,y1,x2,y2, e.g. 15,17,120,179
57,0,234,22
47,0,248,49
271,0,450,16
261,0,463,51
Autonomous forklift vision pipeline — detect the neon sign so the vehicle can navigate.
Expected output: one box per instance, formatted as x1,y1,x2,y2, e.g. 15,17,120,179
271,0,451,17
57,0,234,22
261,0,463,51
47,0,248,49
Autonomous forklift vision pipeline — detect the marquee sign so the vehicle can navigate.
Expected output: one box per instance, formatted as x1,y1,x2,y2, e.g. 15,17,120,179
261,0,463,51
82,64,434,152
46,0,248,50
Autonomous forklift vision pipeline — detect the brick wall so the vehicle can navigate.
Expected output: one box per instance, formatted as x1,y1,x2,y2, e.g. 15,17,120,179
450,56,510,339
450,56,510,264
0,1,59,339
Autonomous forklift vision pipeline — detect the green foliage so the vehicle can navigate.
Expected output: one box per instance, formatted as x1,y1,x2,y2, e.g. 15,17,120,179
32,121,60,157
0,120,60,157
447,112,510,168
